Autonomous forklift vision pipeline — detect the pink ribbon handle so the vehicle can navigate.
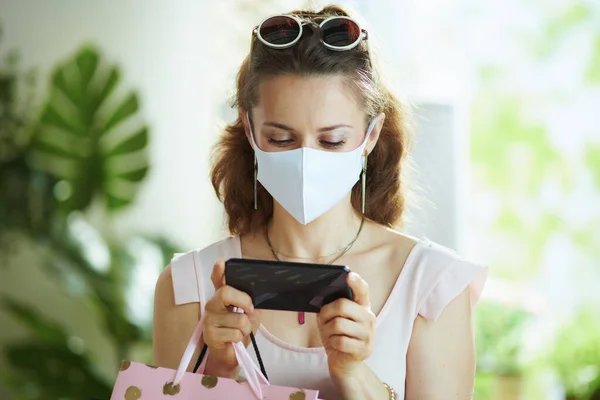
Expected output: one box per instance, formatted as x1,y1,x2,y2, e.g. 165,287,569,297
173,316,205,385
172,308,269,400
232,307,269,399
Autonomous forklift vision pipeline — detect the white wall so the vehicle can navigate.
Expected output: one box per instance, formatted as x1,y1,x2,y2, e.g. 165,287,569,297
404,100,470,253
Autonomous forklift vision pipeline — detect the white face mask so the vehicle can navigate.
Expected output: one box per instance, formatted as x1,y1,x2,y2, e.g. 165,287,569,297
248,114,377,225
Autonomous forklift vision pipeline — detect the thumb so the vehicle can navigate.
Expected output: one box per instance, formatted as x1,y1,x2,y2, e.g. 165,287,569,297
348,272,370,308
210,259,226,290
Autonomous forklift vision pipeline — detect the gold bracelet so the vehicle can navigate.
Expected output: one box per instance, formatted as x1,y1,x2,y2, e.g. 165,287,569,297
382,382,397,400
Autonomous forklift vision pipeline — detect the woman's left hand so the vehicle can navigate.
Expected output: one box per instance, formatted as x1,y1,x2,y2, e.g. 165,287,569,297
317,272,376,380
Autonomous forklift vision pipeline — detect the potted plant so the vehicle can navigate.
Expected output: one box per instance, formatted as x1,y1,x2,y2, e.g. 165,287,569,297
474,300,532,400
546,306,600,400
0,35,181,399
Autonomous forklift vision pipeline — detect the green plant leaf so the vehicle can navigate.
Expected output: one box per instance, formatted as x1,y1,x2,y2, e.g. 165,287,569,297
546,307,600,398
587,145,600,189
31,45,150,212
0,249,118,400
0,299,111,400
106,126,148,157
49,224,144,346
471,95,561,194
1,298,67,345
475,301,532,375
3,343,111,400
534,3,591,59
103,93,139,133
587,35,600,84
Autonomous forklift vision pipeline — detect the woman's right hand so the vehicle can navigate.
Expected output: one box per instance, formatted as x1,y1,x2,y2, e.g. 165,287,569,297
202,259,258,376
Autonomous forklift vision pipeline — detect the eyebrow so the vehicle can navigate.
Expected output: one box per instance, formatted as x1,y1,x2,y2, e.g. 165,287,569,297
263,121,353,133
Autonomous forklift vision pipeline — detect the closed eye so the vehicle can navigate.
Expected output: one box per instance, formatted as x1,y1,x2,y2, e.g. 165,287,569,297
267,138,294,147
320,140,346,149
266,138,347,149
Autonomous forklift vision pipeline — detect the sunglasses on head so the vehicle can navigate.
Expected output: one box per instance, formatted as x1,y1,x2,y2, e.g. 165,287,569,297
253,14,369,51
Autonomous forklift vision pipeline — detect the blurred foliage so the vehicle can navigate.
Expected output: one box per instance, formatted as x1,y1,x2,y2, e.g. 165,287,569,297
0,25,56,237
534,3,592,60
30,46,149,212
0,26,35,164
473,300,532,400
0,38,180,400
470,92,574,281
546,307,600,400
470,0,600,280
471,96,564,195
474,300,532,376
1,298,109,400
468,1,600,397
588,36,600,83
586,145,600,188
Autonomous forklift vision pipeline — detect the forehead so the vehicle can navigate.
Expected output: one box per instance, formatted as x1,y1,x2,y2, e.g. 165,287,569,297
254,75,364,126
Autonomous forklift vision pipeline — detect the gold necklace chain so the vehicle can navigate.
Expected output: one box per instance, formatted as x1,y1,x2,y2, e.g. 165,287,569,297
265,217,365,265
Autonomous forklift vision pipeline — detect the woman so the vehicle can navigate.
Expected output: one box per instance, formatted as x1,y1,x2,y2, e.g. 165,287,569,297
153,5,487,400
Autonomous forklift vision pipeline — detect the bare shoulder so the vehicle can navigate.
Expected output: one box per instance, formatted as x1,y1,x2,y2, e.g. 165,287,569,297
154,265,175,303
153,265,200,369
353,222,419,313
365,221,419,263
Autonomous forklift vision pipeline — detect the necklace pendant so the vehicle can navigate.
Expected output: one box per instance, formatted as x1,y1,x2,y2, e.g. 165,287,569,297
298,311,305,325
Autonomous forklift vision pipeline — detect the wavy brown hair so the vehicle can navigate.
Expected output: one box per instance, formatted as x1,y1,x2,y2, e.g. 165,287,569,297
211,5,411,236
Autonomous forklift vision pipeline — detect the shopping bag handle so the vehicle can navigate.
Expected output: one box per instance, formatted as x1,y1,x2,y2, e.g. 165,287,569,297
169,252,268,399
193,330,268,380
172,308,269,399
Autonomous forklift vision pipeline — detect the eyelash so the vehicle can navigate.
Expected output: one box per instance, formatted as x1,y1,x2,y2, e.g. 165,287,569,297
267,138,346,149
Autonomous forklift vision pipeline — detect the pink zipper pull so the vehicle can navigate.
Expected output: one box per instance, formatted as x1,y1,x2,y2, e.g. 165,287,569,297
298,311,305,325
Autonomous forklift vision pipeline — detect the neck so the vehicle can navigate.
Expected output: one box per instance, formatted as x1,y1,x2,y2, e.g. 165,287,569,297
267,194,363,260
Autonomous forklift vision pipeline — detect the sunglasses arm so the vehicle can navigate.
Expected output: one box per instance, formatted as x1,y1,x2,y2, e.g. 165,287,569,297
249,27,259,60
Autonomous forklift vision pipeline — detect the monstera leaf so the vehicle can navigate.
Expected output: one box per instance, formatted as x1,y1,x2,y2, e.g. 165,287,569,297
1,298,111,400
30,45,149,212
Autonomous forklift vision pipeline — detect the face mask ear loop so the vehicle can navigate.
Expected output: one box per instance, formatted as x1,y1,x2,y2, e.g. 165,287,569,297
254,153,258,210
358,117,378,154
360,117,376,215
362,149,368,214
247,112,259,211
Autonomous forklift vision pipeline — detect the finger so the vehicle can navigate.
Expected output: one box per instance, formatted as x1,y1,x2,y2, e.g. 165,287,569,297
321,316,369,341
319,298,364,325
218,285,254,315
211,259,226,290
347,272,370,307
213,313,252,337
204,327,246,346
329,335,366,355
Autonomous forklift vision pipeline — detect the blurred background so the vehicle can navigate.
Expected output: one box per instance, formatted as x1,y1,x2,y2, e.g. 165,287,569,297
0,0,599,399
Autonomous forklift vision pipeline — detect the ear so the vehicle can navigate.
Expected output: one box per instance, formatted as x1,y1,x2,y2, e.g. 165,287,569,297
239,108,254,149
366,112,386,154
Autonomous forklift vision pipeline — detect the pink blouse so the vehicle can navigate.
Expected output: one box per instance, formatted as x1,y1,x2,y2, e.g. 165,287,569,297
170,236,487,399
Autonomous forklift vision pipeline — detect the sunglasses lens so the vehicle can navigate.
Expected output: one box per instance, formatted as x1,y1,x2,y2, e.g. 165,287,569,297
259,16,301,46
321,18,361,48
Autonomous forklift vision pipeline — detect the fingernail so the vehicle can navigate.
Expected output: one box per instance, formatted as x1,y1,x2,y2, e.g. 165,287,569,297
349,272,358,282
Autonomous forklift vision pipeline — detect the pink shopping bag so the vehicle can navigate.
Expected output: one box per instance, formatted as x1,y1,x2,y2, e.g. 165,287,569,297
110,312,322,399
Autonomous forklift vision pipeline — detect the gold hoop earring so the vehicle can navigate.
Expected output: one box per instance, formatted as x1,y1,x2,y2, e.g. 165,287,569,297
361,151,368,214
253,153,258,210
